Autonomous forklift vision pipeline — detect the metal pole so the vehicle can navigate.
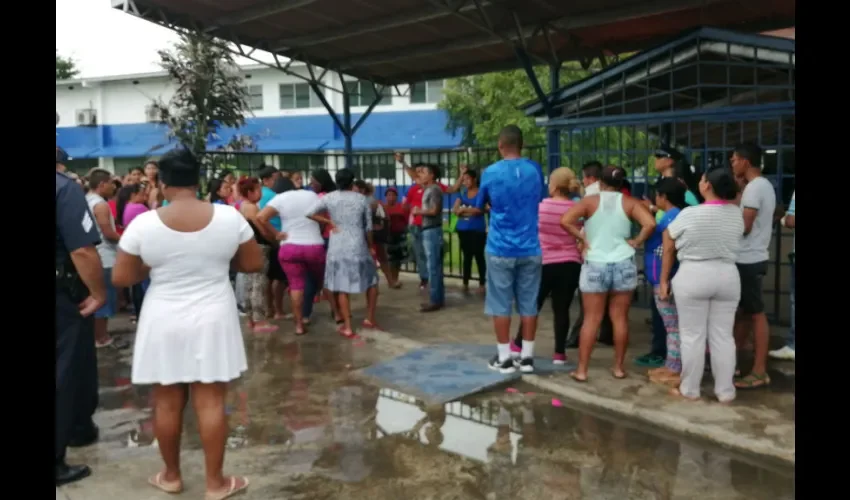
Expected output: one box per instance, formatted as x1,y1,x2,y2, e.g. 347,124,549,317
342,84,353,168
547,63,561,173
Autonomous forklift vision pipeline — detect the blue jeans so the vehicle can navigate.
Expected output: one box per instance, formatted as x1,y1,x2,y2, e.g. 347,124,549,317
484,254,543,317
421,227,445,305
95,268,118,319
410,226,428,281
787,254,795,349
579,258,638,293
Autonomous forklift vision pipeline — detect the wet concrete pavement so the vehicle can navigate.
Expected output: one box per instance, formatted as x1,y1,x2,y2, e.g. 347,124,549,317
357,274,796,465
61,283,794,500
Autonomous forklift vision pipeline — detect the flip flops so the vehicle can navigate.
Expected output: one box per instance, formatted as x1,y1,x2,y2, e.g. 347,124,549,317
148,472,183,494
205,476,249,500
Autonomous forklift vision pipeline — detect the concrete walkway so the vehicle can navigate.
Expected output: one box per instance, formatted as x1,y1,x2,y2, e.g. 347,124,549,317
351,274,795,466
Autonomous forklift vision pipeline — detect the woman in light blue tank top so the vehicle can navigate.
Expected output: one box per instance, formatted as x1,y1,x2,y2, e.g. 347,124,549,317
560,166,657,382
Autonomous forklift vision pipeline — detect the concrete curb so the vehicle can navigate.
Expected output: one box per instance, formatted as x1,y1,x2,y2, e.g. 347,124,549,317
358,328,794,468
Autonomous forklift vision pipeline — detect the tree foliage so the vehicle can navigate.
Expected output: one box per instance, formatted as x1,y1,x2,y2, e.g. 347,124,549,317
439,57,657,176
56,50,79,80
439,62,597,147
151,31,253,168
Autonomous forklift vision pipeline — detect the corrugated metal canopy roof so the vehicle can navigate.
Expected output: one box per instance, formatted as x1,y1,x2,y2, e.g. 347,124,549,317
112,0,795,86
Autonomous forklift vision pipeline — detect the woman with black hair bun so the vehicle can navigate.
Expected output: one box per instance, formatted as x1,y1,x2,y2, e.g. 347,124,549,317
306,168,379,337
111,148,262,498
658,167,744,403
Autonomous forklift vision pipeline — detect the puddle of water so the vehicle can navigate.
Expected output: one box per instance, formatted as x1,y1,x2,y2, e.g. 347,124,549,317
86,333,793,499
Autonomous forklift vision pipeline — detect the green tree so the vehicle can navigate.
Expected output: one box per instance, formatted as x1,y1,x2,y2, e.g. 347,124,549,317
440,57,657,177
56,50,79,80
150,31,253,175
439,63,595,147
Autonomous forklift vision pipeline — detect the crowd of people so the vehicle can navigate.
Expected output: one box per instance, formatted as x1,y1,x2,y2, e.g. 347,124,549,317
55,126,795,494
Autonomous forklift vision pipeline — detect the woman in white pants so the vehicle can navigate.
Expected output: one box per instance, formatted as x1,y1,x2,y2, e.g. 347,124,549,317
658,168,744,403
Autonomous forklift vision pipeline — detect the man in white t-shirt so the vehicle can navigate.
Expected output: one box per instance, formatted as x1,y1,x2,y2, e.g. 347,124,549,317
730,143,776,389
84,169,129,351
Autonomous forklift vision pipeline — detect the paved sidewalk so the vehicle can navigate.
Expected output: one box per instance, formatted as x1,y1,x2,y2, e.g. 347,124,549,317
346,274,795,466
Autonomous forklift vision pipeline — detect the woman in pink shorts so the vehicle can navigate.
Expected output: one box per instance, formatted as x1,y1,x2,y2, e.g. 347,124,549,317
257,178,326,335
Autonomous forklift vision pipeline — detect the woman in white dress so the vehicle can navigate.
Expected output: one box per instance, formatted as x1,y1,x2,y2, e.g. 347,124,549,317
112,149,263,500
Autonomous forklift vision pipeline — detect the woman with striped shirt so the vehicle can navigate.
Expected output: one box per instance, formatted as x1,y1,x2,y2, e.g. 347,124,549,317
659,168,743,403
511,167,583,365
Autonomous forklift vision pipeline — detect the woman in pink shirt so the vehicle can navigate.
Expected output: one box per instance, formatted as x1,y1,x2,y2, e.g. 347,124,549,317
116,183,152,322
117,184,151,229
511,167,583,365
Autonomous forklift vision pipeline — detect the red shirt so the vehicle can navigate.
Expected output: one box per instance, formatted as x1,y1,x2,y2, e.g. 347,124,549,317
108,199,124,235
384,202,410,233
405,183,448,226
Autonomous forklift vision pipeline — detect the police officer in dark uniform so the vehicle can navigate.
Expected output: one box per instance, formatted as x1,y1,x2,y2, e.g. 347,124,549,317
55,147,106,486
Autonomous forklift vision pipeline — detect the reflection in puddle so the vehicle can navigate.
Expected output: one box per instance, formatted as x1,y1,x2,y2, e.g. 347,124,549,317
86,334,793,499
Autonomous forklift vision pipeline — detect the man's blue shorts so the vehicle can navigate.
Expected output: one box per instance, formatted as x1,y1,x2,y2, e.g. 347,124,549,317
484,254,542,317
94,268,118,319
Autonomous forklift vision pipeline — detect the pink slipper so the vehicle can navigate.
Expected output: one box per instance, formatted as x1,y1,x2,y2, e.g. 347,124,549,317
148,472,183,494
205,476,249,500
337,325,360,339
361,319,382,330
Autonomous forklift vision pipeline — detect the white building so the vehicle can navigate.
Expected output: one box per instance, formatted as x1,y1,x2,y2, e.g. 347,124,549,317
56,62,455,179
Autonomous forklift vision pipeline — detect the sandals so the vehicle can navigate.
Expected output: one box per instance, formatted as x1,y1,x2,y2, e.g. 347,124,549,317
361,319,382,330
205,476,250,500
337,325,361,340
251,323,279,334
148,472,183,494
96,338,114,349
734,372,771,390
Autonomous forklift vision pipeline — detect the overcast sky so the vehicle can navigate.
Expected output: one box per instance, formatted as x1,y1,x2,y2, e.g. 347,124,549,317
56,0,274,78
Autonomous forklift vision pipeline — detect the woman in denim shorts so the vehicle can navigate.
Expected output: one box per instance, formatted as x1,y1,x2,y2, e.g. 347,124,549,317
560,166,657,382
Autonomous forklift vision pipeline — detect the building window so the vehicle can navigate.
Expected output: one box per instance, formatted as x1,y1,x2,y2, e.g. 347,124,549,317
410,80,445,104
344,80,392,107
245,85,263,110
279,83,322,109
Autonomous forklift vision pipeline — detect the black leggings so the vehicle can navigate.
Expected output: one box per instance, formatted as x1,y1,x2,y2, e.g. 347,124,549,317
514,261,581,354
457,230,487,286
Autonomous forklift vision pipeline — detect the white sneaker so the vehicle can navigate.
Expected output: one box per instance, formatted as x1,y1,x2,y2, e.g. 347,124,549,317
769,346,795,361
